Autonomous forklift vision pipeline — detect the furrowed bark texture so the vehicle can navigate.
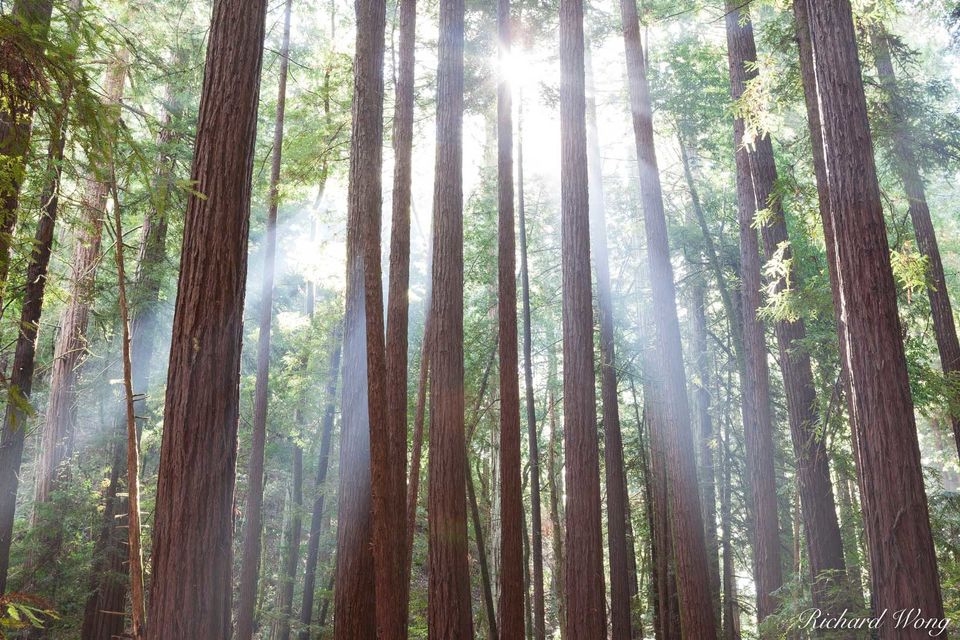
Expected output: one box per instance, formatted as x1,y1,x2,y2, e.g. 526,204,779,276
726,2,849,611
427,0,473,633
724,6,783,619
236,1,293,635
144,0,267,636
803,0,945,630
335,0,387,634
497,0,524,636
559,0,607,635
387,0,416,624
871,28,960,458
619,0,718,635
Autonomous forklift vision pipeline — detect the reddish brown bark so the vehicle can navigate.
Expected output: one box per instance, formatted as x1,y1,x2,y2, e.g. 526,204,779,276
724,6,783,619
871,27,960,459
517,96,546,640
34,54,127,516
144,0,268,636
388,0,417,626
803,0,945,630
726,4,850,613
236,3,293,635
619,0,718,634
585,50,632,640
335,0,387,635
496,0,524,636
559,0,607,635
298,325,342,640
427,0,472,633
0,88,66,596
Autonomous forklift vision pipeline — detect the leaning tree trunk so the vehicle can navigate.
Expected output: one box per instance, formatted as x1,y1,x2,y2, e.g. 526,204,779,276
34,54,127,535
496,0,524,636
723,6,783,620
726,2,851,613
298,325,342,640
871,27,960,459
236,1,293,636
388,0,417,624
517,94,547,640
144,0,268,636
0,0,56,301
619,0,718,634
585,48,633,640
558,0,607,634
427,0,473,634
802,0,945,630
0,80,67,596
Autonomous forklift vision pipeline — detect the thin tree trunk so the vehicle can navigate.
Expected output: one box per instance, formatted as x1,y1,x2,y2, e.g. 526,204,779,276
496,0,524,634
619,0,718,634
111,183,146,640
726,2,851,612
275,438,304,640
388,0,417,625
427,0,473,633
404,312,430,591
724,5,784,620
801,0,945,629
236,3,294,636
719,404,741,640
546,351,566,640
559,0,607,633
517,92,546,640
0,82,67,596
585,47,632,640
468,464,498,640
871,26,960,458
298,325,342,640
0,0,56,301
145,0,268,635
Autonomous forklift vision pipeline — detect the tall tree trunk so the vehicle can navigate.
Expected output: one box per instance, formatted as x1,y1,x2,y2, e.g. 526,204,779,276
690,284,722,627
801,0,945,629
496,0,524,636
726,2,850,612
585,47,633,640
428,0,473,632
517,93,546,640
144,0,268,635
0,0,56,300
724,5,784,621
404,311,430,592
871,27,960,458
236,2,293,635
0,79,67,596
34,52,127,523
559,0,607,633
719,403,741,640
81,70,177,638
619,0,718,634
388,0,417,625
274,439,304,640
468,463,498,640
298,324,342,640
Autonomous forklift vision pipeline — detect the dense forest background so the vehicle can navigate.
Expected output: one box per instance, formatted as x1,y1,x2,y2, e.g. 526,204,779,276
1,0,959,637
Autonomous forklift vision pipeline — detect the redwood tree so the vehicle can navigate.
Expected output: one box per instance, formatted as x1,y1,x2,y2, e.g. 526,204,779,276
618,0,718,634
558,0,607,634
427,0,473,632
144,0,268,636
803,0,945,628
236,0,294,635
496,0,524,635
